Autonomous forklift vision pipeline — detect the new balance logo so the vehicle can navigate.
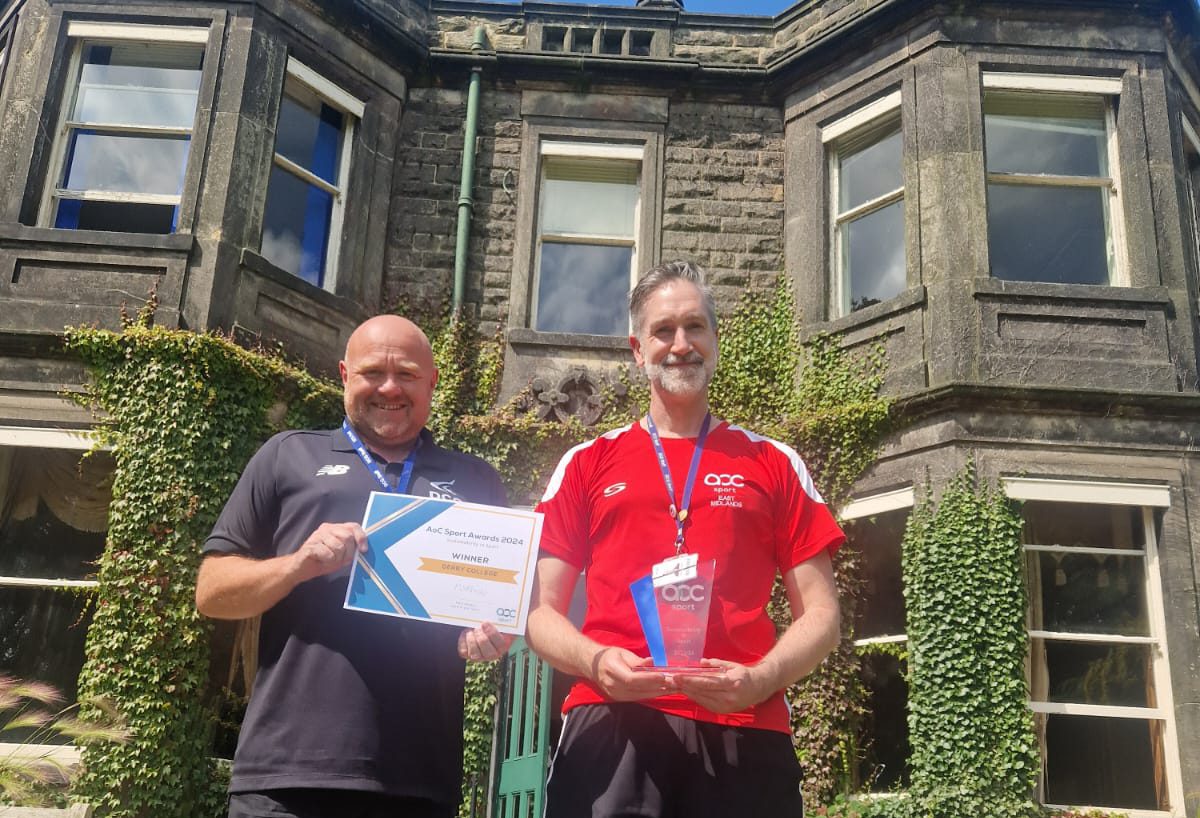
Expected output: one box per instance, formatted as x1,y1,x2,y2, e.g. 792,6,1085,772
603,482,627,497
316,465,350,477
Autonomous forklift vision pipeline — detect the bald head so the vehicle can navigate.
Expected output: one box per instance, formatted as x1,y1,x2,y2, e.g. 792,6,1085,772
339,315,438,461
344,315,434,370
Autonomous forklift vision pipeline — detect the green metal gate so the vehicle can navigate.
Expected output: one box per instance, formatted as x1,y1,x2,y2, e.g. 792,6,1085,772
493,637,554,818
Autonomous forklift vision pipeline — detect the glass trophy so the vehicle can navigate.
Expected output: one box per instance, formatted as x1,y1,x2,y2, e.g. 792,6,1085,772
630,554,721,673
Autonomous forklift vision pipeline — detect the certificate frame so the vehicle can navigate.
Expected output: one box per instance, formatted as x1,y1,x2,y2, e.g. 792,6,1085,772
344,491,542,635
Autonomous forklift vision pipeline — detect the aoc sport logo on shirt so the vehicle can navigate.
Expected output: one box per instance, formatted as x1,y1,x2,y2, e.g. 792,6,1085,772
704,472,744,509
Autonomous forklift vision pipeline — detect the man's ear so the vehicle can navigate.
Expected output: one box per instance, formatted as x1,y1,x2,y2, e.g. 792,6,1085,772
338,360,349,387
629,334,645,368
430,367,439,390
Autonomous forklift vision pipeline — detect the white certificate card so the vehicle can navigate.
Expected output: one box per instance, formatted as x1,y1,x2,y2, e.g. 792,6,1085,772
343,491,542,635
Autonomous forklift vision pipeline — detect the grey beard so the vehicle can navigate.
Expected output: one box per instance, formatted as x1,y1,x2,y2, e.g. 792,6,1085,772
644,358,713,395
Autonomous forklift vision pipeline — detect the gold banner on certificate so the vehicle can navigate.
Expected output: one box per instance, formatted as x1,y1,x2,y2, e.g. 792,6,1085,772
418,558,519,584
343,492,542,635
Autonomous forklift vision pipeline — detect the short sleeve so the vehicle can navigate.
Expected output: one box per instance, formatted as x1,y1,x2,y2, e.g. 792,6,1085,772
203,435,283,558
534,442,593,570
774,450,845,571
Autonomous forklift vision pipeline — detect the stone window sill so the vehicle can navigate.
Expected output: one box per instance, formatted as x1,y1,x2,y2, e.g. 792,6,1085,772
972,277,1172,307
507,328,630,352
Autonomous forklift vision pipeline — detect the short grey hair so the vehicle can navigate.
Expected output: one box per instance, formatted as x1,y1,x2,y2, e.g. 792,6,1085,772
629,260,718,334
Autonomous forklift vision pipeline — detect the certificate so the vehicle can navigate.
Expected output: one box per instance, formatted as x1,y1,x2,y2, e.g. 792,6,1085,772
343,491,542,635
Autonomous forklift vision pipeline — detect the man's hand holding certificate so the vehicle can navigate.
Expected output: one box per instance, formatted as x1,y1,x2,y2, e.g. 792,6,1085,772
344,491,542,635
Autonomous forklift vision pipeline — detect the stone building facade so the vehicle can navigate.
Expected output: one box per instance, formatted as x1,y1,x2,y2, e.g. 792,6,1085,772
0,0,1198,815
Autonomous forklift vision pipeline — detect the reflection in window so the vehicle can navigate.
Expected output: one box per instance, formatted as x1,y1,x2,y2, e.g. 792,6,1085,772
844,505,910,792
984,90,1118,285
0,446,111,727
0,32,8,92
45,35,204,233
533,149,641,336
1023,499,1171,811
261,59,361,290
1182,120,1200,282
829,113,904,316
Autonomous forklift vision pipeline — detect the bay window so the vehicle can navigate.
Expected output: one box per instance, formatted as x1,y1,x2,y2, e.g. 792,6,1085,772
41,23,207,234
260,57,362,290
1005,477,1182,816
824,92,906,317
983,74,1125,285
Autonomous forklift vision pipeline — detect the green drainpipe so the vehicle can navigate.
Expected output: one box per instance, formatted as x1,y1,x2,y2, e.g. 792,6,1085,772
452,26,487,314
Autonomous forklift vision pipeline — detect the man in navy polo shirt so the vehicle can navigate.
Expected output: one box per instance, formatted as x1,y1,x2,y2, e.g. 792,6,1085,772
197,315,512,818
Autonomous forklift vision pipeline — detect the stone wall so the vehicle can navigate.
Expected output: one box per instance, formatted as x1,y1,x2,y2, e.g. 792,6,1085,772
770,0,886,61
663,101,786,311
385,86,522,337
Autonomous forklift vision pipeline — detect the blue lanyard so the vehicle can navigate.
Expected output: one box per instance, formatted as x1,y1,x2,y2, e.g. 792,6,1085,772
342,418,419,494
646,412,711,555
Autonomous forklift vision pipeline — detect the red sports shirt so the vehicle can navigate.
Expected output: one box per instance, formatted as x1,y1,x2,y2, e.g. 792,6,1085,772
535,420,844,733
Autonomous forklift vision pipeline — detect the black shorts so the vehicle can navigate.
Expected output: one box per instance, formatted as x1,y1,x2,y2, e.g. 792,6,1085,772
226,789,454,818
544,703,804,818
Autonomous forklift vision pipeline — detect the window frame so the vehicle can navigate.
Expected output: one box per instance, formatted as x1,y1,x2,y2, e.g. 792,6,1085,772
0,426,109,767
258,55,363,293
36,21,210,234
839,487,914,792
822,91,906,318
529,139,645,336
981,72,1128,287
1002,476,1183,818
841,486,913,649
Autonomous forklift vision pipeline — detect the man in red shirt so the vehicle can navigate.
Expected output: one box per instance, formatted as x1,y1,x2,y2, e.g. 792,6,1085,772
527,261,844,817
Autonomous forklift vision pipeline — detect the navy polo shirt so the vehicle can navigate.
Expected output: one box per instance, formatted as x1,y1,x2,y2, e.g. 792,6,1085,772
204,426,507,804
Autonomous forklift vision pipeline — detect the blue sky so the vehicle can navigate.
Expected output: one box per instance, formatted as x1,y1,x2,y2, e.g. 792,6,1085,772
548,0,794,16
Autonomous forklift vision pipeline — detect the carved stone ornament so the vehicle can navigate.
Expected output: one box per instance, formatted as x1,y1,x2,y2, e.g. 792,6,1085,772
528,368,617,426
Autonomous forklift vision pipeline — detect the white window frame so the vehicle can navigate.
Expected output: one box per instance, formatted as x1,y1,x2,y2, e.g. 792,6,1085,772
822,91,904,318
1001,476,1183,818
0,427,109,766
982,73,1128,286
530,140,645,335
263,56,362,292
839,485,913,649
37,21,209,231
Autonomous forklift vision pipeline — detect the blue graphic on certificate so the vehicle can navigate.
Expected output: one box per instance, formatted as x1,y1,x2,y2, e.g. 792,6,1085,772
344,491,542,635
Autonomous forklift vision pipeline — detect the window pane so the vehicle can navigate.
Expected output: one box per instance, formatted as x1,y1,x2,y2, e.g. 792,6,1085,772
72,43,203,129
857,650,910,791
0,447,109,714
1027,551,1148,636
1031,639,1152,707
1042,714,1166,810
541,159,638,238
1023,501,1144,550
261,164,333,287
844,507,907,640
535,242,631,335
842,198,905,312
274,86,344,185
987,183,1110,284
839,127,902,212
0,587,95,717
62,131,190,196
53,199,176,233
985,94,1107,177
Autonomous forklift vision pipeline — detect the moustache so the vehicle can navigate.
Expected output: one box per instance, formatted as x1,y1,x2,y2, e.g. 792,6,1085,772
662,353,705,366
